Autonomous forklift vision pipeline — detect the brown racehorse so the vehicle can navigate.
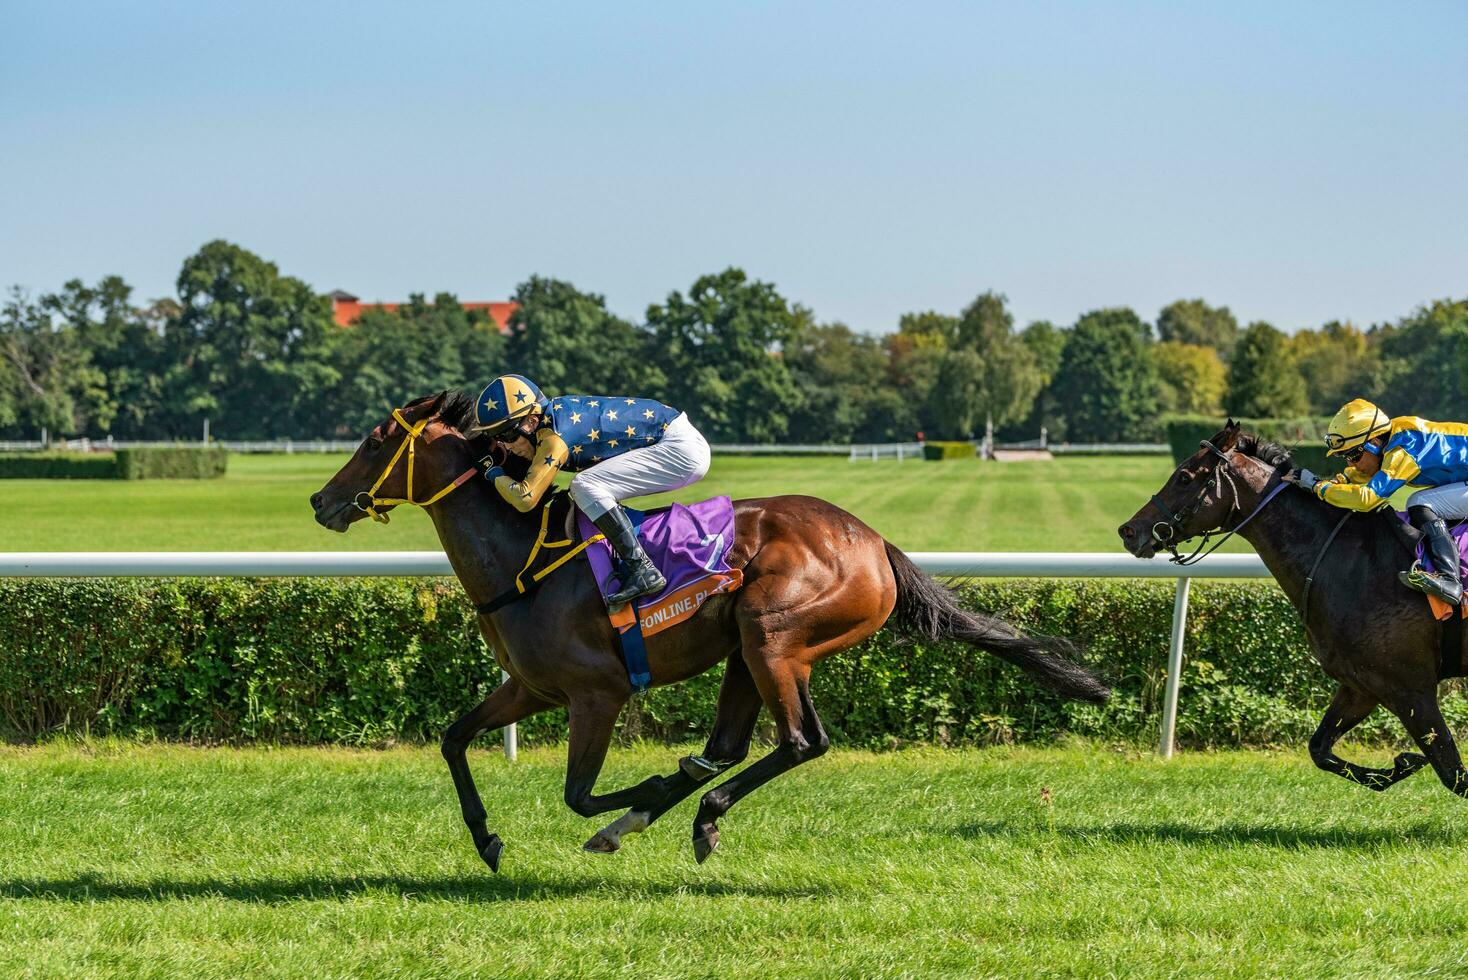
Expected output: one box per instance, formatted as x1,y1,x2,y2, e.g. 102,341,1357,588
312,391,1109,869
1119,421,1467,798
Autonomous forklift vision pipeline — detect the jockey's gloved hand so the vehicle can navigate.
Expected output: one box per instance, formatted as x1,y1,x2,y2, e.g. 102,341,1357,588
1289,468,1321,492
484,465,505,482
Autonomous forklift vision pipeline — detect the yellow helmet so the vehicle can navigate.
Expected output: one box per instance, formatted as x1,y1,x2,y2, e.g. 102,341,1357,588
1325,398,1391,456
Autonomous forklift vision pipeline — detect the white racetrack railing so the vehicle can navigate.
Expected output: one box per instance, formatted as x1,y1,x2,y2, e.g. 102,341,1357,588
0,551,1270,758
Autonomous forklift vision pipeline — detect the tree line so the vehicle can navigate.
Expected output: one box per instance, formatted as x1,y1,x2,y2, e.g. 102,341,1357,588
4,239,1467,443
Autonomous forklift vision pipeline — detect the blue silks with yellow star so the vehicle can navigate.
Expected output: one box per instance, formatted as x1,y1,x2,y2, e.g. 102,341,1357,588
483,392,682,513
546,395,681,471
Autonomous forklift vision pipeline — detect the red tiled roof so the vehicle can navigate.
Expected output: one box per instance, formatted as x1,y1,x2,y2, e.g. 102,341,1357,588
331,294,517,335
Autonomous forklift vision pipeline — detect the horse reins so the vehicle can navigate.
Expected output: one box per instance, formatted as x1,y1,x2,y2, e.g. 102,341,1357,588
1299,510,1351,631
353,407,480,523
1150,439,1290,566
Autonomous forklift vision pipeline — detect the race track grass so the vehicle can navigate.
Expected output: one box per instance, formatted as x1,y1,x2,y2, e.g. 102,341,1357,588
1,452,1180,552
4,742,1468,977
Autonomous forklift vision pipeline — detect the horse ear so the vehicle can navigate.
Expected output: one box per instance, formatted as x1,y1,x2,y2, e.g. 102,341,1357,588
1221,419,1241,451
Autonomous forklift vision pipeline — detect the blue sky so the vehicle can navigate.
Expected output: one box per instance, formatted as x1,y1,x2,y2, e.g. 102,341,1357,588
3,1,1464,334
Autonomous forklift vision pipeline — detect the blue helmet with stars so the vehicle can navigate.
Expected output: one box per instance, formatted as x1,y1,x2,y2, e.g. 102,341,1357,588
474,374,546,436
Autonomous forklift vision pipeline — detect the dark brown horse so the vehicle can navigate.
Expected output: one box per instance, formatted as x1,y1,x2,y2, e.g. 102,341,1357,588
311,391,1108,869
1119,420,1467,797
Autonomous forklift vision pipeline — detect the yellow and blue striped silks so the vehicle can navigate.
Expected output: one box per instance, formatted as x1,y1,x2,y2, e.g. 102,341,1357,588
1317,416,1468,512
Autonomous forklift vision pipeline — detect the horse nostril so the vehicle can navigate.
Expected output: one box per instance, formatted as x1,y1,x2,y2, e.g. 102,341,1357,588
310,493,324,512
1119,525,1133,538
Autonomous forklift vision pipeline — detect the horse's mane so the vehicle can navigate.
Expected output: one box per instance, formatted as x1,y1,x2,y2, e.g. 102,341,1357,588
1235,432,1295,470
433,388,533,482
1237,429,1406,540
437,389,481,438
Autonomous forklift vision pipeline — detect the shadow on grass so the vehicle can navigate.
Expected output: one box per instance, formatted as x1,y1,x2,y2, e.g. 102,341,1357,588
943,820,1468,849
0,871,838,905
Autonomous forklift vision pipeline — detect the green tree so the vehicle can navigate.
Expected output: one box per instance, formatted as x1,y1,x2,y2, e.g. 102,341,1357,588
646,268,800,443
1020,320,1066,382
882,333,945,440
0,287,110,438
322,293,506,436
1050,308,1163,442
1153,341,1226,415
1366,300,1468,420
503,276,660,397
784,321,892,442
1004,320,1068,441
1224,321,1309,417
1157,298,1239,354
917,291,1044,438
895,310,958,350
47,277,170,438
1290,320,1372,415
161,240,337,439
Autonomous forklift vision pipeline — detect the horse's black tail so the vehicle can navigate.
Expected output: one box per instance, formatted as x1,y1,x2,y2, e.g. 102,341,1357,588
883,541,1110,704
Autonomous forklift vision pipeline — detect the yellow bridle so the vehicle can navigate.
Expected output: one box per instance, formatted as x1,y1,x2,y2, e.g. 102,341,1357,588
354,408,479,524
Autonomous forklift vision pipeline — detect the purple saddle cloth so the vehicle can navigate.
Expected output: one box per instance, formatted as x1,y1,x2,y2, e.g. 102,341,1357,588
577,496,743,637
1398,512,1468,577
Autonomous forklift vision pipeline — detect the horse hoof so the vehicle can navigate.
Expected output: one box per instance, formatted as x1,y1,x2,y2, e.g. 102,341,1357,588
479,834,504,873
693,827,719,864
583,831,620,854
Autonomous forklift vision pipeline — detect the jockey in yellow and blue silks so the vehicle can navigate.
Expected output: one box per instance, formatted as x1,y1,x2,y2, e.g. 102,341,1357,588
1289,398,1468,605
473,374,712,607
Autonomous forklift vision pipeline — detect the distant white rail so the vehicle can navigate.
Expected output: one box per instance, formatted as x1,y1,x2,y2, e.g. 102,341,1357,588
0,550,1272,757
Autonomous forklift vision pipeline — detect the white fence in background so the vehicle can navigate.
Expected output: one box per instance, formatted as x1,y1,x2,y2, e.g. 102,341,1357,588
0,438,365,453
2,438,1169,457
849,442,926,461
0,551,1269,757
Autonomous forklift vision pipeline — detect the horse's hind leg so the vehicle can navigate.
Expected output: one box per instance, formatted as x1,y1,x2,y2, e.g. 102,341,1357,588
1310,684,1428,791
1393,692,1468,797
441,676,554,872
691,653,828,863
585,653,763,853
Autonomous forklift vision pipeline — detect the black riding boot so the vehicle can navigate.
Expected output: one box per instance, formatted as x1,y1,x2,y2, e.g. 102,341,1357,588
1400,505,1464,605
593,505,667,609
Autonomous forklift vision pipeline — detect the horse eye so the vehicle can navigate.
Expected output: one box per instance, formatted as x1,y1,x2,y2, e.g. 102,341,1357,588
1178,472,1192,486
366,436,383,453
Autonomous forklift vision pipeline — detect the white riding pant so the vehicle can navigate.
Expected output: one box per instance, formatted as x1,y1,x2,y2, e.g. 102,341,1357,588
1406,482,1468,520
568,413,711,520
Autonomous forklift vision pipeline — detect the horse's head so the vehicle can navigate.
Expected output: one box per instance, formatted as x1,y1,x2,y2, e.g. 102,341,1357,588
311,391,481,532
1118,419,1280,559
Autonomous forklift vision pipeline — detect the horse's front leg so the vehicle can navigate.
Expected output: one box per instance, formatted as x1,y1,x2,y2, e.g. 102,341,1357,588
441,675,553,872
561,693,662,819
1309,683,1428,791
585,652,763,853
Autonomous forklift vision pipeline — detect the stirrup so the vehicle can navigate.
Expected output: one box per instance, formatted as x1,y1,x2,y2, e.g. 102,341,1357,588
606,556,666,609
1400,561,1464,605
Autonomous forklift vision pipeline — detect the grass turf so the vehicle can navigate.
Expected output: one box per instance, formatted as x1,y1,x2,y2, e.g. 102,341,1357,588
0,452,1184,552
3,742,1467,977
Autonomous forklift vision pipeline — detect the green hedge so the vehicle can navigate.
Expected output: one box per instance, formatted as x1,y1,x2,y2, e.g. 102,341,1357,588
0,449,228,480
0,453,117,479
923,441,976,461
1166,416,1336,475
1,577,1451,748
115,448,228,479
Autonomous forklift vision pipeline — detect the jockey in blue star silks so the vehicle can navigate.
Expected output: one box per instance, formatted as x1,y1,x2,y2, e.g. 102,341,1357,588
473,374,712,607
1289,397,1468,605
